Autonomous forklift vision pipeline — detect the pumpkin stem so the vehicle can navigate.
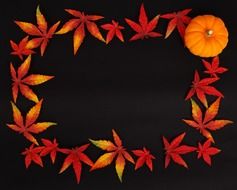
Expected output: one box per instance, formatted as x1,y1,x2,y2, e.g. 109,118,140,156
206,29,214,37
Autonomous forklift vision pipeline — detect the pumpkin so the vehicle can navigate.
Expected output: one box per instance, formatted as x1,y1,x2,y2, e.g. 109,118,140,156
184,15,228,57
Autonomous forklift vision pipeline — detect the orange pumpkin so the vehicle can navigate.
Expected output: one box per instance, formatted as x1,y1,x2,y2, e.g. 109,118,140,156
184,15,228,57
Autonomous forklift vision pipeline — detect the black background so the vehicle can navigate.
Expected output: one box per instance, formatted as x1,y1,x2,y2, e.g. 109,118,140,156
0,0,237,189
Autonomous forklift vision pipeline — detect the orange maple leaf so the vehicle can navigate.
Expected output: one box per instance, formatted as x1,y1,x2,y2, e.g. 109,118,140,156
15,6,60,56
183,98,233,142
56,9,105,55
22,144,44,168
101,20,125,44
90,129,134,182
10,36,35,60
40,138,69,164
161,9,192,40
163,132,196,168
7,99,56,145
185,70,223,108
59,144,93,184
10,55,54,103
202,56,228,78
132,147,155,171
197,139,221,166
125,3,162,41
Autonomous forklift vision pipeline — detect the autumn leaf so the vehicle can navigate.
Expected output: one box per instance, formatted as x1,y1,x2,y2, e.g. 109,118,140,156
132,147,155,171
90,129,134,182
101,20,125,44
125,3,162,41
59,144,93,184
197,139,221,166
10,36,35,60
163,132,196,168
56,9,105,55
40,138,69,164
161,9,192,40
10,55,54,103
185,70,223,107
202,56,228,78
7,99,56,145
183,98,233,142
15,6,60,56
22,144,44,168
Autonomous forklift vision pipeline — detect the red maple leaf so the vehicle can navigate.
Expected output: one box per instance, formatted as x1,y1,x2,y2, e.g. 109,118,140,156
59,144,93,184
56,9,105,55
101,20,125,44
202,56,228,78
197,139,221,166
7,99,56,145
185,70,223,108
125,3,162,41
15,6,60,56
161,9,192,40
132,147,155,171
90,129,135,182
10,55,54,103
40,138,68,164
183,98,233,143
10,36,34,60
163,132,196,168
22,144,44,168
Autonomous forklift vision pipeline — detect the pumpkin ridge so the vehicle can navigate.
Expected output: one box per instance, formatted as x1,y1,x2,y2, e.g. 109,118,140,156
185,31,204,35
191,20,205,29
198,39,207,57
216,35,228,46
186,37,204,50
193,16,207,28
215,38,227,49
211,39,223,54
209,16,217,30
191,38,206,55
205,15,216,30
215,33,228,38
208,38,216,56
